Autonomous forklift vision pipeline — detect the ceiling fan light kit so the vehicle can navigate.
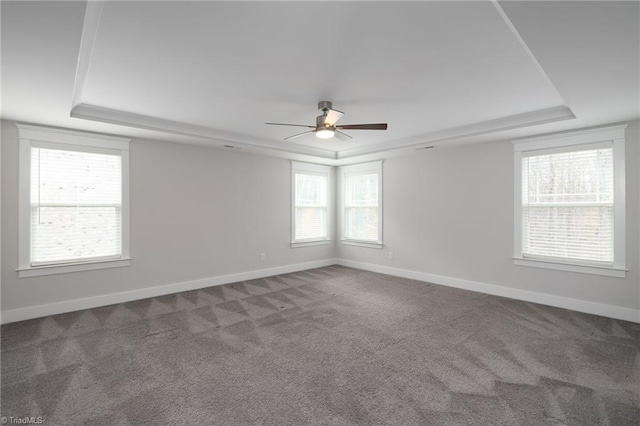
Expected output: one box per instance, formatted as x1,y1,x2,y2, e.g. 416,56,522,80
316,128,335,139
266,101,388,141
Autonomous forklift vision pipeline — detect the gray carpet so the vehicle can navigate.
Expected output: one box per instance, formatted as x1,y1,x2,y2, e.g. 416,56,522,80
1,266,639,425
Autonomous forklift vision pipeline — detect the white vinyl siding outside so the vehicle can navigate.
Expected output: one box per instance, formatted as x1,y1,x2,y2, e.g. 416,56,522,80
513,125,626,277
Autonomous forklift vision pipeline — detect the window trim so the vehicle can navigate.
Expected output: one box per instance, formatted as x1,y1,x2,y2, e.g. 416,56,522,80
17,124,131,277
339,161,383,248
512,124,627,277
290,161,332,247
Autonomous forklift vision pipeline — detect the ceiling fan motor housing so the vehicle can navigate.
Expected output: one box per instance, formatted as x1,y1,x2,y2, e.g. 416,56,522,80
317,100,333,111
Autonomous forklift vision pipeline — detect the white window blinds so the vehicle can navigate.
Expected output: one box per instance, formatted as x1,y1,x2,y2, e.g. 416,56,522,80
344,170,380,242
294,172,328,241
521,144,614,265
30,145,123,265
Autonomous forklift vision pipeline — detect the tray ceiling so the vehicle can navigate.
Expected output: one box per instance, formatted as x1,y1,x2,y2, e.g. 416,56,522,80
2,1,638,164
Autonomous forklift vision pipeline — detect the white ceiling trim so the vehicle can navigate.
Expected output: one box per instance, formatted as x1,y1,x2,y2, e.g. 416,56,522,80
68,0,575,164
70,0,103,111
336,105,576,159
70,103,337,159
493,1,566,107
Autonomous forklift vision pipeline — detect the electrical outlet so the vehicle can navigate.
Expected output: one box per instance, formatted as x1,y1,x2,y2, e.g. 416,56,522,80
388,251,394,260
260,253,266,262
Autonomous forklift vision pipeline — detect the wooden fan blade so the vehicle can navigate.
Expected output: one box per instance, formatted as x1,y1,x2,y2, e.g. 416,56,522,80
336,123,387,130
266,122,315,128
284,130,314,140
335,130,353,141
324,109,344,126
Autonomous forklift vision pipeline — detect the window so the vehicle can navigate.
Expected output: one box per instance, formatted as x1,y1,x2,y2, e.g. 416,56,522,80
18,124,131,277
513,125,626,277
291,162,331,246
340,161,382,247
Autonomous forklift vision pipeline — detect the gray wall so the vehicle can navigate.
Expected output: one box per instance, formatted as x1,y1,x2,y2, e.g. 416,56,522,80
2,118,638,316
339,121,640,311
1,121,335,312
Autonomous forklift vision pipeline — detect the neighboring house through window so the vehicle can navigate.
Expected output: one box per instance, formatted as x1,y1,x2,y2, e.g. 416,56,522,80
17,124,131,277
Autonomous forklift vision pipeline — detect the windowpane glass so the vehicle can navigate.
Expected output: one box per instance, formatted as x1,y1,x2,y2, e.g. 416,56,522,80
295,207,327,240
30,147,122,265
346,173,378,207
344,169,380,242
31,206,121,264
294,171,328,241
345,206,379,241
522,147,614,264
31,148,121,205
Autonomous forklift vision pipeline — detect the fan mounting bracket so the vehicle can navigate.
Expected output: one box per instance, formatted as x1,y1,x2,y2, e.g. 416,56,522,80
317,100,333,111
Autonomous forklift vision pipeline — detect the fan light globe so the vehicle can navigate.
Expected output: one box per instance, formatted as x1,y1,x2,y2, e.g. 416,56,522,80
316,129,335,139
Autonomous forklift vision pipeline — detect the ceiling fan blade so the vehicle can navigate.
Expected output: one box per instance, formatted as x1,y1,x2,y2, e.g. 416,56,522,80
284,130,314,140
336,123,387,130
335,130,353,141
324,109,344,126
266,122,315,128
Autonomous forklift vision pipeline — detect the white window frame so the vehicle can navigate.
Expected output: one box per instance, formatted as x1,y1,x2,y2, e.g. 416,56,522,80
17,124,131,277
512,124,627,278
340,161,383,249
291,161,332,247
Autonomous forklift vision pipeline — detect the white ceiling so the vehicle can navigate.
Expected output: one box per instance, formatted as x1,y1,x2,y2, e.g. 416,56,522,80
2,1,638,164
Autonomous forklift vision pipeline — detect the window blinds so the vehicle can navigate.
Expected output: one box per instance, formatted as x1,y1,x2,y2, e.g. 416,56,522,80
294,173,328,241
522,144,614,265
30,146,122,265
345,172,379,242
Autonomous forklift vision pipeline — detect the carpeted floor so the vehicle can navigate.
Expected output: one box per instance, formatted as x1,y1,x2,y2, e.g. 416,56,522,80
1,266,639,425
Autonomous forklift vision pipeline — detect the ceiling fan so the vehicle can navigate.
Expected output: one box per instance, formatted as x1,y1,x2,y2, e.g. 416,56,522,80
266,101,387,141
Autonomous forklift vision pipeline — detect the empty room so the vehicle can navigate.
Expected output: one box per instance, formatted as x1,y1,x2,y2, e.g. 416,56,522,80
1,1,639,425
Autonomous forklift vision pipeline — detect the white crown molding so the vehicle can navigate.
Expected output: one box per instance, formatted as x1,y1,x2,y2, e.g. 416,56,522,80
492,1,566,106
16,122,131,145
68,0,575,163
337,105,576,159
71,103,337,160
511,122,628,147
70,103,576,165
70,0,104,110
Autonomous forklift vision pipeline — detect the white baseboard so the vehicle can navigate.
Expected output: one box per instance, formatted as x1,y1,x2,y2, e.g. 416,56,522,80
338,259,640,324
0,258,338,324
3,257,638,324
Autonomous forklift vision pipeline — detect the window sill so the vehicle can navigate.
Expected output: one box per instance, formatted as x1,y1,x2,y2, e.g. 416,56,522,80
513,257,626,278
290,240,331,248
341,240,383,249
18,258,131,278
